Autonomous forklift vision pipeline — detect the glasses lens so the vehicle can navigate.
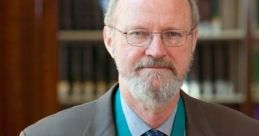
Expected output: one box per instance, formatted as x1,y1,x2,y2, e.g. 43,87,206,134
123,28,189,47
162,31,185,47
126,30,150,46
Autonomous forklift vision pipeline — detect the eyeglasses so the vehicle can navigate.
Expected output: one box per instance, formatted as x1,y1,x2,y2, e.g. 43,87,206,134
107,25,194,47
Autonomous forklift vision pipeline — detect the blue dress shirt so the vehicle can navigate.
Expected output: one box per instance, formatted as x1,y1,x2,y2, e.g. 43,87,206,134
120,94,177,136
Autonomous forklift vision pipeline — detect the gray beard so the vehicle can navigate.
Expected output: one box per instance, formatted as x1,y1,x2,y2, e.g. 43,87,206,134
119,57,184,109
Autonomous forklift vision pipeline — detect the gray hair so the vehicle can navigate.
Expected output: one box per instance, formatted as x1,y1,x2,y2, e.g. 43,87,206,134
104,0,200,27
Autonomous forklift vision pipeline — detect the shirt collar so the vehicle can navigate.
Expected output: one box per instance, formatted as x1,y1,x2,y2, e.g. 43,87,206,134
120,93,177,136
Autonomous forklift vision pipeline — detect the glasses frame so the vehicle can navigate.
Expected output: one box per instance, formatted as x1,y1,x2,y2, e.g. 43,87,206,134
106,25,196,47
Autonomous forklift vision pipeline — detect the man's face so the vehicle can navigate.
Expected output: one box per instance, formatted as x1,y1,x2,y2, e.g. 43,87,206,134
104,0,197,106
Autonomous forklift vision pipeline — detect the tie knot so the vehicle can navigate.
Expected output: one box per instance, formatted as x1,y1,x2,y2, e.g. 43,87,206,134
141,129,167,136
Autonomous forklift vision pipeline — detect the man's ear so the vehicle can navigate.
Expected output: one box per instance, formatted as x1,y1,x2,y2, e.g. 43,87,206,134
103,26,115,58
190,29,198,53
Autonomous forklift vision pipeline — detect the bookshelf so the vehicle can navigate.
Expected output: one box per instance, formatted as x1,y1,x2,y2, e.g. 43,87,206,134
252,0,259,115
57,0,255,117
58,31,103,41
198,30,245,41
1,0,257,135
58,30,245,41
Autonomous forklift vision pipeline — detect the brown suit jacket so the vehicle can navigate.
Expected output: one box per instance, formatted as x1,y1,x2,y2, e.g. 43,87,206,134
21,84,259,136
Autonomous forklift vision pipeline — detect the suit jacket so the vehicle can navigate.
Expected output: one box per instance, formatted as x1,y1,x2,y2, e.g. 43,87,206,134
20,84,259,136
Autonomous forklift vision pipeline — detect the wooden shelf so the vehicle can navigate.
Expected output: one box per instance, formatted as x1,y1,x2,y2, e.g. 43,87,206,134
58,29,245,42
198,29,245,41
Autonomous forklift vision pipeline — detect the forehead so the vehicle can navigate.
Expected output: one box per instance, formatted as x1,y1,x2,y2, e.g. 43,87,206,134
115,0,192,30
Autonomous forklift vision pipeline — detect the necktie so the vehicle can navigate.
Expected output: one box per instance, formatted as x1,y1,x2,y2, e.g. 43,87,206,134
141,129,167,136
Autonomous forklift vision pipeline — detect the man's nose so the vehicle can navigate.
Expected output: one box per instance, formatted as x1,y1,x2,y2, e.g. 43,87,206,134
145,35,167,58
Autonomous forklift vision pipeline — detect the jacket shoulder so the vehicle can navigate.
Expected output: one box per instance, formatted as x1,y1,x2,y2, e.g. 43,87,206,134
183,92,259,136
21,101,96,136
203,101,259,135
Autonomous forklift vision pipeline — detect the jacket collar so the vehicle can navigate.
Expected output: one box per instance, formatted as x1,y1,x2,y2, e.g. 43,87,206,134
83,84,118,136
181,91,216,136
84,83,215,136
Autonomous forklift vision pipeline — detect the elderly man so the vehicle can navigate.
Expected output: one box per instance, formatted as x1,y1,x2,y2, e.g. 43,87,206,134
20,0,259,135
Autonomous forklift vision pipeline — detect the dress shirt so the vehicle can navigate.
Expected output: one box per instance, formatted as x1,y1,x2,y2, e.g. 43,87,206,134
120,94,177,136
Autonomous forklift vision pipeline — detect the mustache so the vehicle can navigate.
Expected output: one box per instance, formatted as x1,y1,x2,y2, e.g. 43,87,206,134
135,57,177,75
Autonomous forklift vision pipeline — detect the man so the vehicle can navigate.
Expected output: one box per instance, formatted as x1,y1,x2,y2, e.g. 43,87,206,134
20,0,259,135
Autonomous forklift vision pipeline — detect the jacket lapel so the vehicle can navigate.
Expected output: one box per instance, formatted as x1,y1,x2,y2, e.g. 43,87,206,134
83,84,118,136
83,84,217,136
181,91,216,136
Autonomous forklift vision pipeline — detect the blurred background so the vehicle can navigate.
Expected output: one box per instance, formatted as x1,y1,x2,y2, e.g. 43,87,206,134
1,0,259,135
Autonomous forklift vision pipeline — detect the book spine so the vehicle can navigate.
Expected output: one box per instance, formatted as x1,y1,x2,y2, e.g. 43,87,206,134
94,42,109,98
200,43,214,99
187,43,201,99
228,42,238,98
213,43,233,100
58,42,71,103
252,43,259,101
59,0,72,30
108,58,118,88
220,0,238,29
82,43,95,101
92,0,104,29
70,44,84,102
72,0,93,30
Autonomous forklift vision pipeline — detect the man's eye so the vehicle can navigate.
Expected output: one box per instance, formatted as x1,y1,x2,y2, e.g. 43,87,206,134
165,31,183,38
128,31,149,38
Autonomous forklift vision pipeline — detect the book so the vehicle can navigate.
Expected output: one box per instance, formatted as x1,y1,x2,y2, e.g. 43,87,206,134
59,0,72,29
82,43,95,101
198,0,221,34
108,58,118,88
253,104,259,120
58,42,71,102
70,44,84,102
198,0,211,22
228,42,239,98
213,43,234,99
200,43,214,99
220,0,239,29
92,0,104,29
257,0,259,29
72,0,93,29
186,43,202,99
94,42,109,98
252,43,259,100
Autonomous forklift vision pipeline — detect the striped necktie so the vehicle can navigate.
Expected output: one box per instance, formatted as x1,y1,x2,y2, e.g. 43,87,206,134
141,129,167,136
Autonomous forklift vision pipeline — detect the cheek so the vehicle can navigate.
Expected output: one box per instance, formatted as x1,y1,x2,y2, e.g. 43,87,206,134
169,48,192,78
115,46,144,72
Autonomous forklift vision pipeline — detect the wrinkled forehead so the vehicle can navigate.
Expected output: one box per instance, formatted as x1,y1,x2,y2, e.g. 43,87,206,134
114,0,192,30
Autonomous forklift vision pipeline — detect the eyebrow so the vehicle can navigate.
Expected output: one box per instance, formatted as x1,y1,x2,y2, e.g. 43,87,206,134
123,23,191,32
124,26,149,31
163,27,189,31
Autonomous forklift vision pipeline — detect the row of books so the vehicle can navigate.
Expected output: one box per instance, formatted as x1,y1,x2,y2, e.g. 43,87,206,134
197,0,242,35
59,0,104,30
58,0,244,31
58,41,244,105
184,41,242,102
257,0,259,29
253,104,259,120
58,42,117,104
253,41,259,101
